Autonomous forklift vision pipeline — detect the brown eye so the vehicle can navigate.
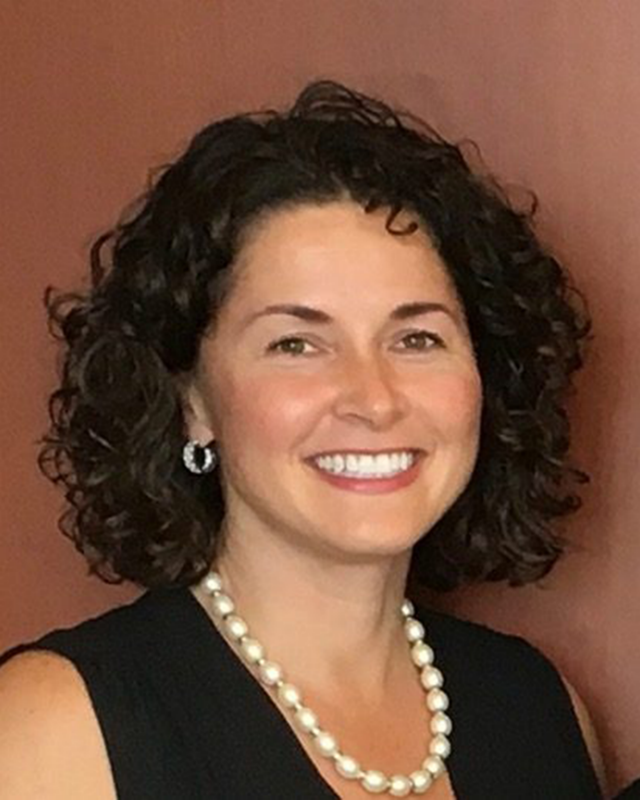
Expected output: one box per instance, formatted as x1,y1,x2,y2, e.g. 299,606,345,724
399,331,442,351
268,337,313,356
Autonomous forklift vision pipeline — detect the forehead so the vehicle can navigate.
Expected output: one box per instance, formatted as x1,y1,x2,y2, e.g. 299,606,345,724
229,201,459,310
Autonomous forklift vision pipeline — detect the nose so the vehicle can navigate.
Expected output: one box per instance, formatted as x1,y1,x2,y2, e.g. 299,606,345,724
332,351,408,430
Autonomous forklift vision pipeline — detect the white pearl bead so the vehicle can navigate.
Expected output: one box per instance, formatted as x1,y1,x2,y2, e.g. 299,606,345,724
426,687,449,712
295,706,318,732
240,637,264,663
404,618,425,643
423,755,446,779
258,661,282,686
335,754,361,779
224,614,248,640
389,774,413,796
361,770,388,793
314,730,338,757
410,769,433,793
411,641,434,668
202,572,222,593
211,593,234,618
400,599,414,618
429,734,451,759
420,666,444,690
277,682,301,708
430,711,452,736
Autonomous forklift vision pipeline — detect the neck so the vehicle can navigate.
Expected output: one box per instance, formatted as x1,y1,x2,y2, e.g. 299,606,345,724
194,519,414,703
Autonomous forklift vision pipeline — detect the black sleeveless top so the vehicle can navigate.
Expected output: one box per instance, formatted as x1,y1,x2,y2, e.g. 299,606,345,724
1,588,601,799
617,780,640,799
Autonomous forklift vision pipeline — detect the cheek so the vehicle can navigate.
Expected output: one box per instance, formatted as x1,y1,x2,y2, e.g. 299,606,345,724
418,369,483,439
217,372,327,453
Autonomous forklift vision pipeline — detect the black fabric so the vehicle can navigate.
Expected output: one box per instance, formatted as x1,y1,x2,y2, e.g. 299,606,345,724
1,587,601,799
615,780,640,799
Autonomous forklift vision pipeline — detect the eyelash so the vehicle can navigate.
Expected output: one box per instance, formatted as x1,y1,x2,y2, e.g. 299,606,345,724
397,330,444,351
266,331,444,356
267,336,318,356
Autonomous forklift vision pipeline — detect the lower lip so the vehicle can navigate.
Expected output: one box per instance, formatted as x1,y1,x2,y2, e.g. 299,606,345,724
308,456,423,495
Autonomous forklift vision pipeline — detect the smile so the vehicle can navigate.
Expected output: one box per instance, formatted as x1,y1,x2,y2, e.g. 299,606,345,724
311,450,418,480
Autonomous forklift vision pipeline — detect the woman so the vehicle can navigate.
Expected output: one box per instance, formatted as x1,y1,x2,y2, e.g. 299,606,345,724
0,81,604,798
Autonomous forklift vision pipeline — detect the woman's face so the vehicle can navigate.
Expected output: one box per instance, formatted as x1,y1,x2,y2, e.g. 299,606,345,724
186,201,482,561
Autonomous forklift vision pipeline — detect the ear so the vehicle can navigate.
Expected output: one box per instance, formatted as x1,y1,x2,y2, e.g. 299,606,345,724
180,378,217,444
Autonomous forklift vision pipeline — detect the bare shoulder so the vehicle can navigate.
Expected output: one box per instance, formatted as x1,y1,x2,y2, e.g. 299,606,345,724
560,675,608,796
0,650,116,799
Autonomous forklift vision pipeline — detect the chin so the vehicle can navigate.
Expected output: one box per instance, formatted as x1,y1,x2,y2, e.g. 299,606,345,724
315,520,427,562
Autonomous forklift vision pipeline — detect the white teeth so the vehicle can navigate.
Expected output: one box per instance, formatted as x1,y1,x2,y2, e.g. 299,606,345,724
312,451,416,479
346,454,359,473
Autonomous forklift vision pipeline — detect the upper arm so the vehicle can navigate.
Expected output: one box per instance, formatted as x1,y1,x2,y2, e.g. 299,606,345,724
561,676,608,797
0,650,116,799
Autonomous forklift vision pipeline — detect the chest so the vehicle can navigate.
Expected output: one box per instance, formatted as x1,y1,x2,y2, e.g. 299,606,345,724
315,766,456,800
287,693,457,800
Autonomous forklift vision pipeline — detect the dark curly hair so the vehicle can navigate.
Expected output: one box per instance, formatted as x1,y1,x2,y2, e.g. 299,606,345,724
41,80,590,591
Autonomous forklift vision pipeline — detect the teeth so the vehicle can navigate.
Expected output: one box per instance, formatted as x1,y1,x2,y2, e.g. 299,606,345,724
346,454,359,473
313,451,416,478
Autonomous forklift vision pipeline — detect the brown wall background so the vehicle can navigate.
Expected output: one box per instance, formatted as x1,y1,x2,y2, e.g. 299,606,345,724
1,1,638,792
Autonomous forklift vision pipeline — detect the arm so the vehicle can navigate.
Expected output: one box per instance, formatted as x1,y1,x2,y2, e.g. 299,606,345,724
561,676,608,798
0,651,116,799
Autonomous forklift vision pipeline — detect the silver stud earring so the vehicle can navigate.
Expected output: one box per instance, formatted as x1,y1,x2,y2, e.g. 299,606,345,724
182,440,218,474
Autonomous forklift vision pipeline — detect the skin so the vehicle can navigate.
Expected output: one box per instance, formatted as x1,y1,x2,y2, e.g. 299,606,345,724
185,201,483,700
0,200,605,798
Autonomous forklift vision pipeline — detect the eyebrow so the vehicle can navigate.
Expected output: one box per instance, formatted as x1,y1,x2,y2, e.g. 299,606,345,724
244,301,458,326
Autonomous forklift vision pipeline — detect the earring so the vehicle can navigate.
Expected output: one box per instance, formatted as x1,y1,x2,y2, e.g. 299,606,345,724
182,440,218,474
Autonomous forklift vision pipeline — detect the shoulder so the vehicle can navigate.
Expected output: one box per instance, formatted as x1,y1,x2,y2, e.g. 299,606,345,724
0,592,157,799
416,603,555,678
0,650,115,798
417,605,606,793
418,604,571,688
0,588,199,799
0,589,162,674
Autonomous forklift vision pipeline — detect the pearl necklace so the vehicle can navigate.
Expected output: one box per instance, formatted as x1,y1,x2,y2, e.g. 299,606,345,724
200,570,452,796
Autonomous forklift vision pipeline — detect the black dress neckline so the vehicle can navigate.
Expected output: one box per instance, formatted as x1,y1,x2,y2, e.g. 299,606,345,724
168,586,462,798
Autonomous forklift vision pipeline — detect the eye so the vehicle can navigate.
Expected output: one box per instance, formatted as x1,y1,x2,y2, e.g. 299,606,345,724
266,336,318,356
396,330,444,351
